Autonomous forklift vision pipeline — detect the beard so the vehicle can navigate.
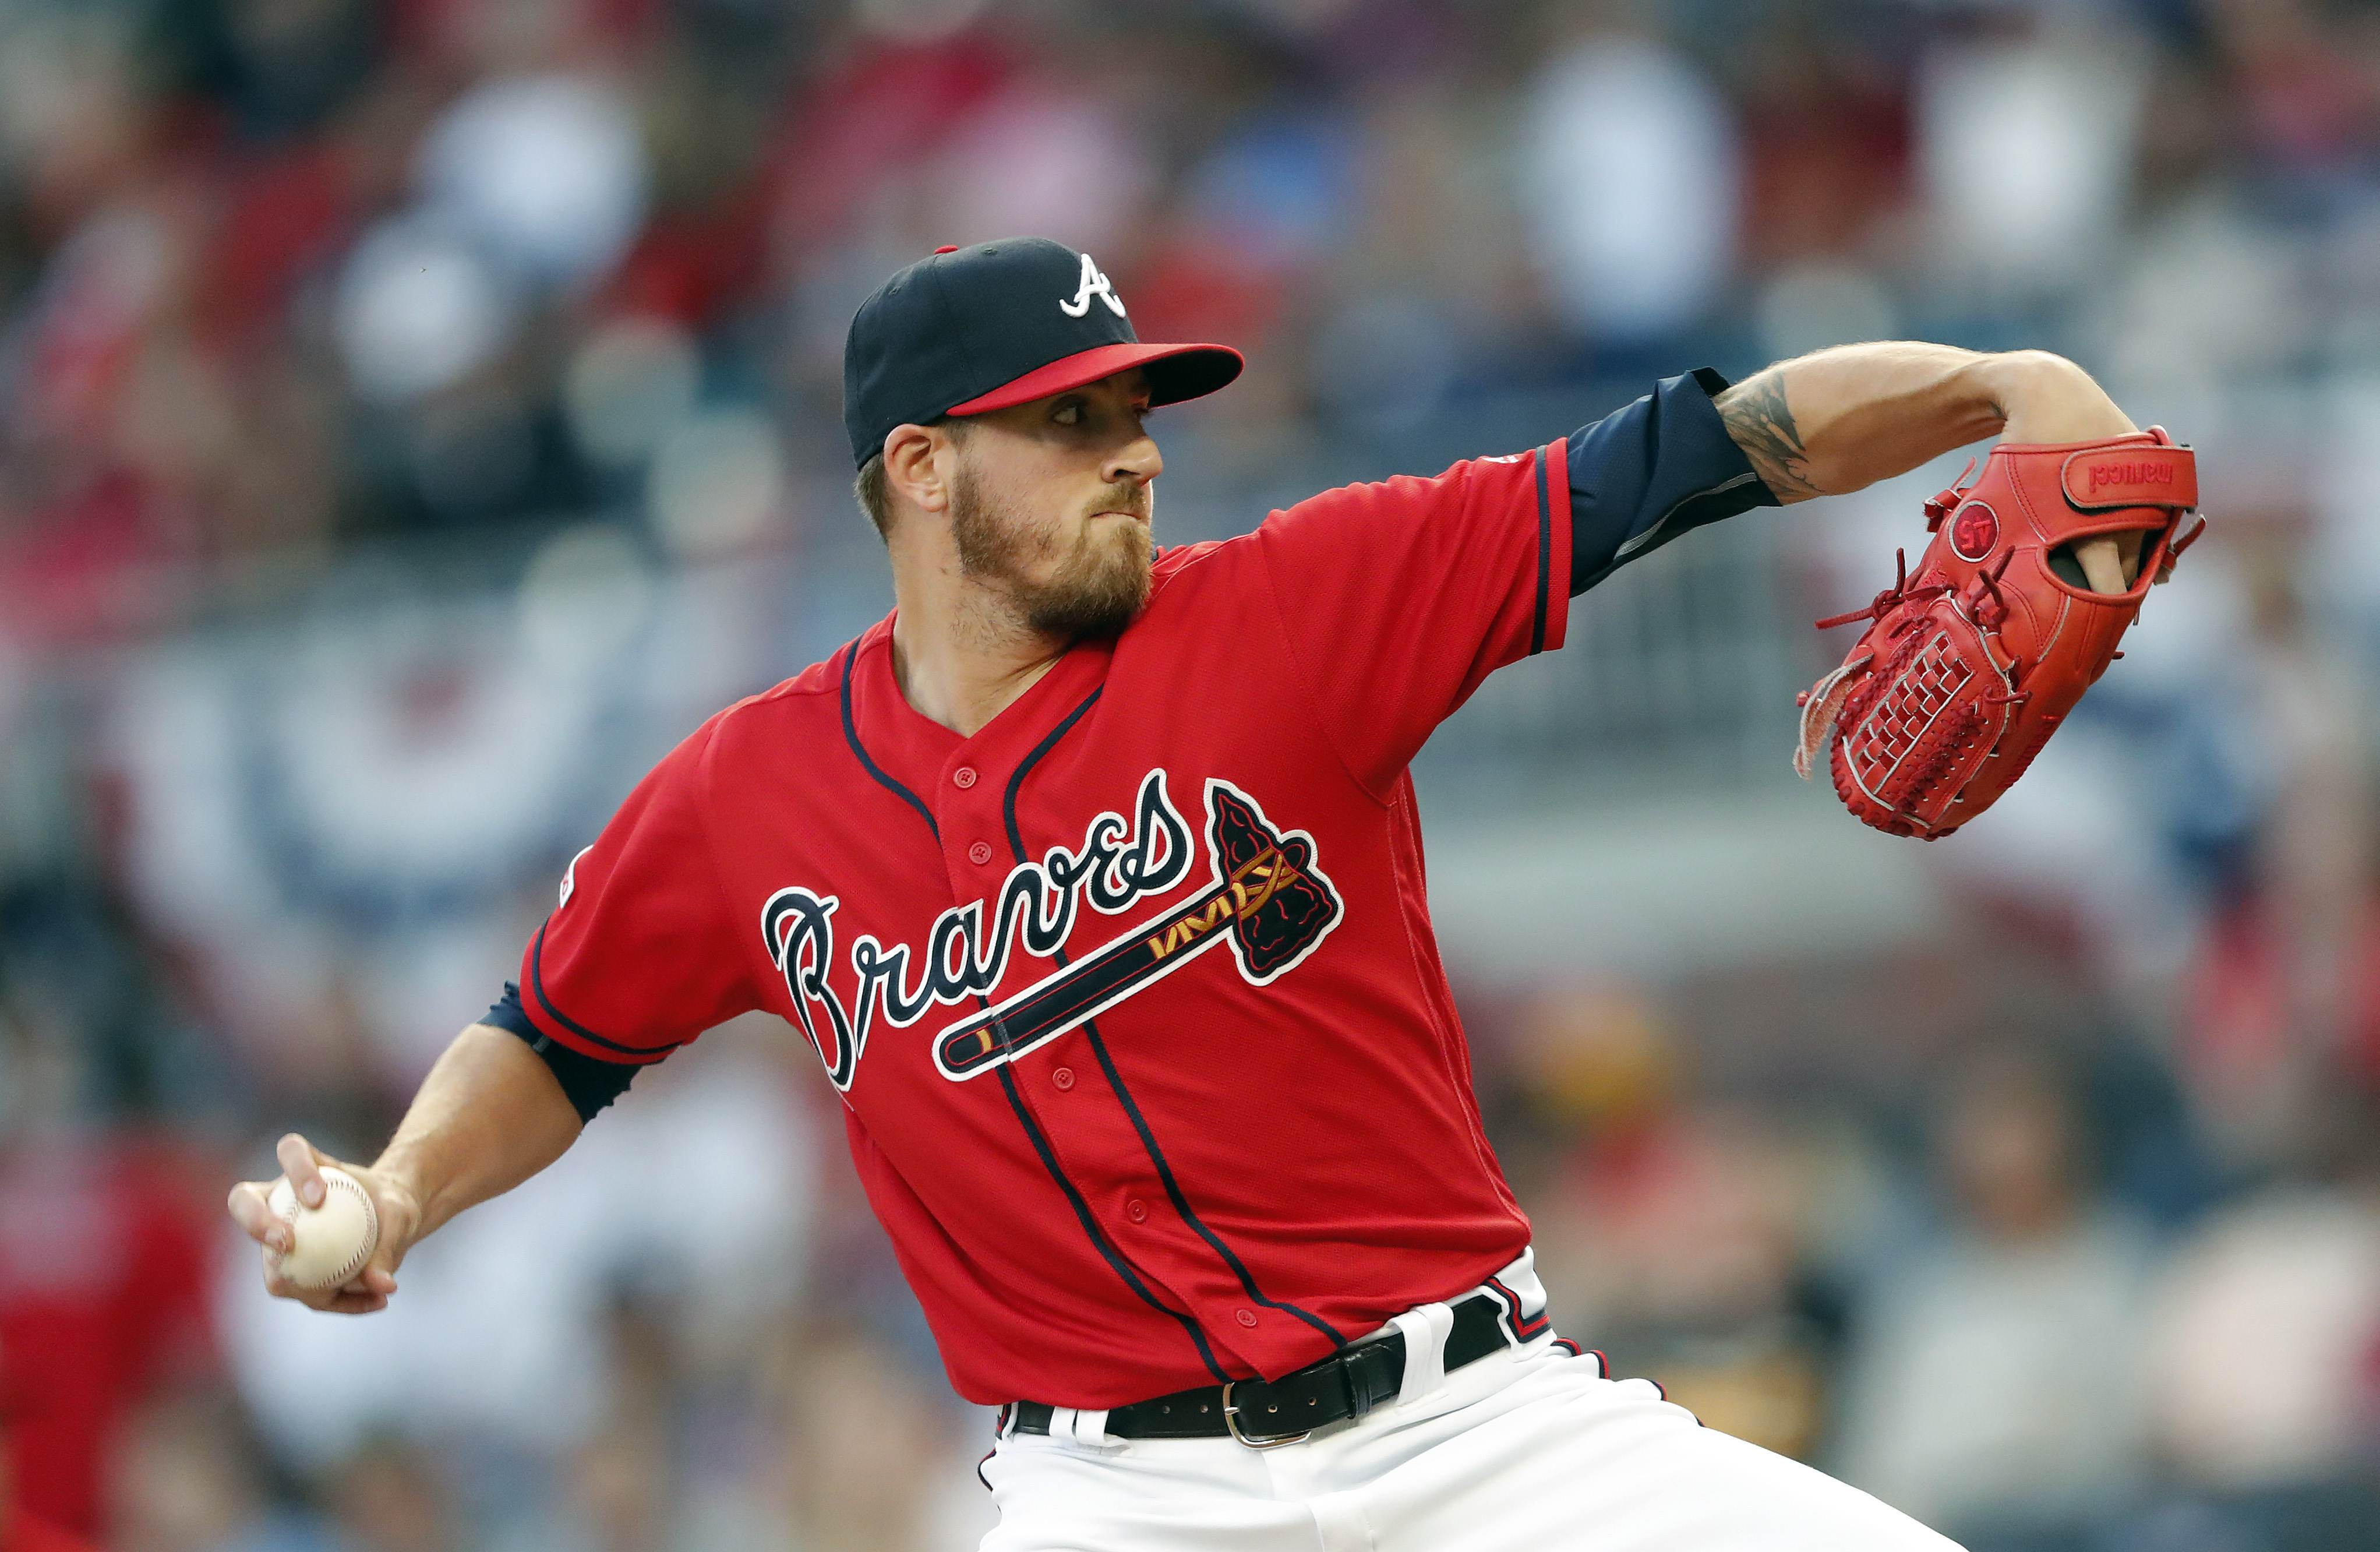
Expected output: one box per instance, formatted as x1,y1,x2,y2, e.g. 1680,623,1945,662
949,464,1154,640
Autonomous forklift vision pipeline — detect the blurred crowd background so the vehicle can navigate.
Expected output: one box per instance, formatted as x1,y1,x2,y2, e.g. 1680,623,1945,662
3,0,2379,1549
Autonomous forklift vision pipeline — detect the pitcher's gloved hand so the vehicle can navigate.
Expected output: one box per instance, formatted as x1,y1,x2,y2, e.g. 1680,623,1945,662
1793,428,2204,840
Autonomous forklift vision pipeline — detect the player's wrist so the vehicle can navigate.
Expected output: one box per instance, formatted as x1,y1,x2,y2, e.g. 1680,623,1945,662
1978,352,2135,445
359,1152,429,1254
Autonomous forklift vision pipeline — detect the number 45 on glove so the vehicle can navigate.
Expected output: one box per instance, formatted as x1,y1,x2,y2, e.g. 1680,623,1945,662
1793,429,2204,840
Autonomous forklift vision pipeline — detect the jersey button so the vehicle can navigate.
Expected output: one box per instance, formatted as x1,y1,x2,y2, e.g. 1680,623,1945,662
967,840,993,865
953,766,979,788
1127,1198,1148,1223
1235,1308,1258,1327
1051,1066,1076,1091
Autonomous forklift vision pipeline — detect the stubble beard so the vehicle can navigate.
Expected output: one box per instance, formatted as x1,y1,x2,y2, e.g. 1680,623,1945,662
949,464,1154,640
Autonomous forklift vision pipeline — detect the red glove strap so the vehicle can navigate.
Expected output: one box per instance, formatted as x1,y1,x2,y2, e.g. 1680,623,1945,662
2058,435,2197,511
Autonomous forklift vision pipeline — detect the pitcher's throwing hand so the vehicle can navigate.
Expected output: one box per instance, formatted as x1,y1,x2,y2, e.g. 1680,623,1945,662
227,1133,408,1314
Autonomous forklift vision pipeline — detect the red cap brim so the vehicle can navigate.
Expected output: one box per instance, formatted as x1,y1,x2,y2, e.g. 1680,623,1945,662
944,341,1244,417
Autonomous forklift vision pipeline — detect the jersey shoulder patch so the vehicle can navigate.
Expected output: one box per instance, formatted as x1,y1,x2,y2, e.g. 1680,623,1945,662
559,844,592,908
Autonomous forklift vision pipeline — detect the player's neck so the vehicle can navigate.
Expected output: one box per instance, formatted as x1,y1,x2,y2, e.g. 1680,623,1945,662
887,574,1068,739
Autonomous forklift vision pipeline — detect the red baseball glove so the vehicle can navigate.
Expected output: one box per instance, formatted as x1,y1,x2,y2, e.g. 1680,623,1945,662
1793,428,2203,840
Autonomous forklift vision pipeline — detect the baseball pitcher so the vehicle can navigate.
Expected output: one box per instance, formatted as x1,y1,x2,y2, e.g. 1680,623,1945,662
230,238,2195,1551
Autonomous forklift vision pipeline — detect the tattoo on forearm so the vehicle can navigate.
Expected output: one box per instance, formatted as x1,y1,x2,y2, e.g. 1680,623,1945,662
1717,372,1826,503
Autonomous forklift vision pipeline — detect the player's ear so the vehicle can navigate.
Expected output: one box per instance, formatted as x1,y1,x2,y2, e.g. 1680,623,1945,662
882,424,951,518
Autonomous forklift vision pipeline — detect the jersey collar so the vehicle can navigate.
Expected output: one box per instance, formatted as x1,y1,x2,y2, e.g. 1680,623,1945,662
845,613,1117,807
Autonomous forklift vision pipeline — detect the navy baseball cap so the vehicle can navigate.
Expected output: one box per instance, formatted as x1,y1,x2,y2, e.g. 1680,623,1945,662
843,237,1244,468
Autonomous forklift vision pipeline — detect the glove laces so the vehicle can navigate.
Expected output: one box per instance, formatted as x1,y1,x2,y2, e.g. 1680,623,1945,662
1813,549,1954,632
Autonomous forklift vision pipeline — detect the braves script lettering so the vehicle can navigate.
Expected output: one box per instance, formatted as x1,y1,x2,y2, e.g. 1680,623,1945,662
760,772,1340,1089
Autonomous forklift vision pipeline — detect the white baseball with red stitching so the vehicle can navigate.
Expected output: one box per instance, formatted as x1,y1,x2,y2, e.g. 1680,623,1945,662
264,1165,379,1290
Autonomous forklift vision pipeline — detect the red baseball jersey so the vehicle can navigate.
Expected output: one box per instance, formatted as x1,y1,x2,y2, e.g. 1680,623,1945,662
519,440,1574,1408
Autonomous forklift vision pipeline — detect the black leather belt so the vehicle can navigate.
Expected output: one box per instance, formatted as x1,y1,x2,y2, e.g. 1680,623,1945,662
1012,1290,1519,1447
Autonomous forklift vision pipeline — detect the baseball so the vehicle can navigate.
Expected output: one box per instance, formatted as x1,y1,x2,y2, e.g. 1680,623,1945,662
265,1166,379,1290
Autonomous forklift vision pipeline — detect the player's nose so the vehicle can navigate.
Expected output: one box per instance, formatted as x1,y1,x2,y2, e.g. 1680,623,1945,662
1107,428,1161,487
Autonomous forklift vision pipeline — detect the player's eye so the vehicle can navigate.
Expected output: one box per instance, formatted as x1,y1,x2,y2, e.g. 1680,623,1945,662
1051,402,1083,426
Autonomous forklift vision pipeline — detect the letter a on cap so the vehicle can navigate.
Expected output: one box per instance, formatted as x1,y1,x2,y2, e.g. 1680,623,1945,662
1060,252,1125,319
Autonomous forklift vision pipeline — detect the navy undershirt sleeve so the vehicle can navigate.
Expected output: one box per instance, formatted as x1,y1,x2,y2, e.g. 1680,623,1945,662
1567,366,1779,594
484,982,643,1122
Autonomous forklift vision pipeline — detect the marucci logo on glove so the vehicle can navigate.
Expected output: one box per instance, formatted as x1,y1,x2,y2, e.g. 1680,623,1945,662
2064,450,2190,508
758,771,1340,1088
2085,460,2178,495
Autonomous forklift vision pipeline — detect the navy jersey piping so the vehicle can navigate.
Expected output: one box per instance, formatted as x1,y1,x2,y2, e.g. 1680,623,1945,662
528,920,680,1060
1003,686,1104,860
840,641,940,841
1076,1024,1347,1349
1529,444,1553,655
994,1059,1230,1383
1003,691,1347,1354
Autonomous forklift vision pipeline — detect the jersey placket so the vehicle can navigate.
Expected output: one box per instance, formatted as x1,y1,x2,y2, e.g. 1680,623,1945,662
932,743,1217,1327
836,634,1251,1381
966,715,1341,1375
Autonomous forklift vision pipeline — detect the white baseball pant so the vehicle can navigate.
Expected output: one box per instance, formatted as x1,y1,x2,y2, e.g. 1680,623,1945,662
979,1328,1963,1552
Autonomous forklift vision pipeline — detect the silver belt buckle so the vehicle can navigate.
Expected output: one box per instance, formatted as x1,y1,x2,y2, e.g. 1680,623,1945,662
1219,1381,1312,1449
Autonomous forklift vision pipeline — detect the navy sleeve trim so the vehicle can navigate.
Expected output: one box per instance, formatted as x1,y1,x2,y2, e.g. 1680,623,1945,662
486,981,643,1122
481,980,539,1040
527,920,685,1060
1569,366,1780,595
1529,444,1553,656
